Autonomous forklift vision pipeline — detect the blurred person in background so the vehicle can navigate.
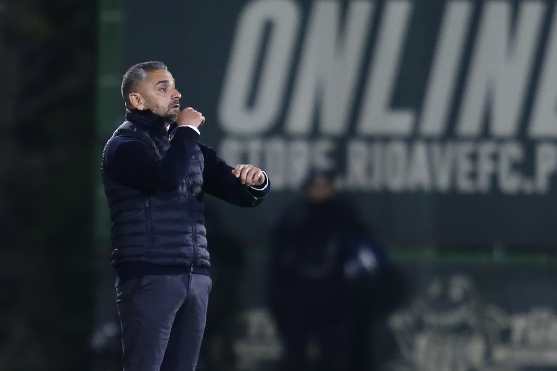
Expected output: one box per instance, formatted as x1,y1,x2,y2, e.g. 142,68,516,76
101,61,270,371
269,170,401,371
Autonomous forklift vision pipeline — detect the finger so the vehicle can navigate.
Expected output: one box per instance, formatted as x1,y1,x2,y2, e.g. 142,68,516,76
240,165,253,184
244,167,259,185
250,169,264,186
239,166,251,184
256,171,265,186
232,164,245,177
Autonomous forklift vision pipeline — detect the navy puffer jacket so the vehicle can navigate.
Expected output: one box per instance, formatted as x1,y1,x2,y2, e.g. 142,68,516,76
102,110,269,271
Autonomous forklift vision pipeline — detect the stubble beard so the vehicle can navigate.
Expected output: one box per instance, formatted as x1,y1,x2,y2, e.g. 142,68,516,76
152,105,178,121
165,104,180,121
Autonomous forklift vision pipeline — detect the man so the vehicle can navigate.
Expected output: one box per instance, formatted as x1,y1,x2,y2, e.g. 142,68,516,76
102,61,270,371
269,171,394,371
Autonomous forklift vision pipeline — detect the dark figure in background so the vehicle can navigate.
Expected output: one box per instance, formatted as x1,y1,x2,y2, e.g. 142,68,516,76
101,61,270,371
269,171,397,371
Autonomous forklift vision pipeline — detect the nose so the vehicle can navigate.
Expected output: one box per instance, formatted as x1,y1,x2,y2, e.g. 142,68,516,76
172,88,182,100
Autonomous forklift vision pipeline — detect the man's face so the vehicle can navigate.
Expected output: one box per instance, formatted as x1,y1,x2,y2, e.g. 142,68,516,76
129,69,182,120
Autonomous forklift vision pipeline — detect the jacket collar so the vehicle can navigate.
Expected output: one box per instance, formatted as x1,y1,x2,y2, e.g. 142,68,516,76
125,109,170,136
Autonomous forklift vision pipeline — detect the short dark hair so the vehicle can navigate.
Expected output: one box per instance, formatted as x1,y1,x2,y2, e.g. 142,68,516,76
121,61,168,107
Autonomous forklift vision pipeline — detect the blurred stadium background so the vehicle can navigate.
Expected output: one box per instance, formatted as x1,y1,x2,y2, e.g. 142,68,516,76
3,0,557,370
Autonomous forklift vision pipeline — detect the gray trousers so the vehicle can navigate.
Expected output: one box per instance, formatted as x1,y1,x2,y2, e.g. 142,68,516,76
115,273,212,371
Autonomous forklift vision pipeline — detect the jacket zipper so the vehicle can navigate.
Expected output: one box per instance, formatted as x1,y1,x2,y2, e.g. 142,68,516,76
145,198,154,249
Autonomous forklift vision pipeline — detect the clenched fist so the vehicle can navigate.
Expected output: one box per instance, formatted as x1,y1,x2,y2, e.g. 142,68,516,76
232,164,266,187
177,107,205,128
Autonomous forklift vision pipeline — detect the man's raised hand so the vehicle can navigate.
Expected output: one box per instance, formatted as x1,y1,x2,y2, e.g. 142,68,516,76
232,164,266,187
177,107,205,128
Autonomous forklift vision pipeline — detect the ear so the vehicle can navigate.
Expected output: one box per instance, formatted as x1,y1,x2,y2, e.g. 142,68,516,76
128,92,145,110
